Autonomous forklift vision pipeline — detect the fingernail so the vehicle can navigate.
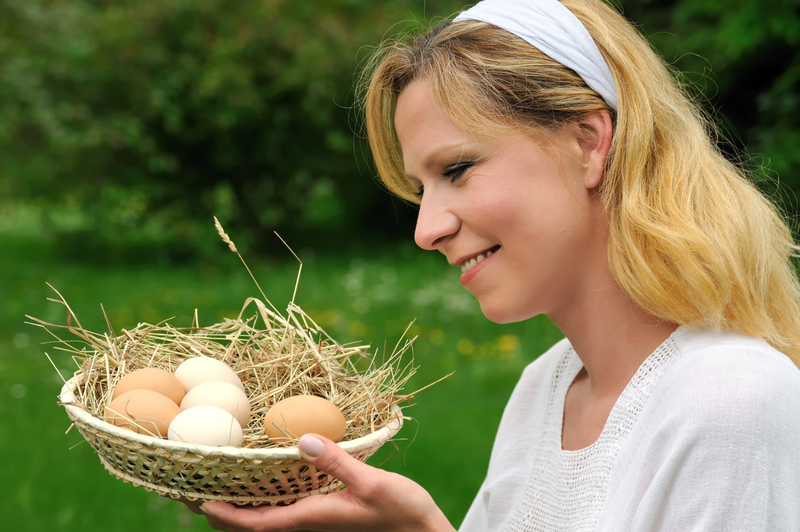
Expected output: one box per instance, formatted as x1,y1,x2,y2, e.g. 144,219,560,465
298,434,324,459
199,502,212,515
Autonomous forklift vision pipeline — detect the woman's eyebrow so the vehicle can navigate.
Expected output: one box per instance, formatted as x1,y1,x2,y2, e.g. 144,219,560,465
420,143,476,171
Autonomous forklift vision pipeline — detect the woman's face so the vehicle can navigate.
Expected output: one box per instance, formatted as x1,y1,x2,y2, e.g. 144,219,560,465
394,79,609,324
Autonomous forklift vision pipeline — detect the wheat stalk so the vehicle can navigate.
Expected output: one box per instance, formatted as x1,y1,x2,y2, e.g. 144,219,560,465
213,217,279,317
214,216,238,253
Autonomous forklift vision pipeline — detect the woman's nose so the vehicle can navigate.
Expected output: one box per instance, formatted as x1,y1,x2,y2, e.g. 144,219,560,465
414,194,460,251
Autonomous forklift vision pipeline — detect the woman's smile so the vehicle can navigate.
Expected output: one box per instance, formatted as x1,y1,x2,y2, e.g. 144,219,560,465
459,245,499,275
459,246,498,286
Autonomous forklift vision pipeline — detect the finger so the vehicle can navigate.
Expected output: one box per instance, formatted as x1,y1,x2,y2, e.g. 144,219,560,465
201,500,300,532
166,495,208,516
182,498,205,515
297,434,376,493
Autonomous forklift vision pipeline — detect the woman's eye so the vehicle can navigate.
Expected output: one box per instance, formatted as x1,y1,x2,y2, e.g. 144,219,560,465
443,162,473,182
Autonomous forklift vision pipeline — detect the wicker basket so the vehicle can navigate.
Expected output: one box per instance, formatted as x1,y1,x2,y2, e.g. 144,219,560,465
60,376,404,506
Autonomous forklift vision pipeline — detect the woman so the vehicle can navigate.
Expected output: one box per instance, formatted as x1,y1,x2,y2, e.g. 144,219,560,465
191,0,800,530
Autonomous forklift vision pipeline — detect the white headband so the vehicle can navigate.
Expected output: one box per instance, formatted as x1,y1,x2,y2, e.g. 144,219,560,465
453,0,618,110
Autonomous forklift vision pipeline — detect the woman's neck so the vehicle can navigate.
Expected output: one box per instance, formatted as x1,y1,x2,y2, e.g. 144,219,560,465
552,268,677,451
551,272,678,400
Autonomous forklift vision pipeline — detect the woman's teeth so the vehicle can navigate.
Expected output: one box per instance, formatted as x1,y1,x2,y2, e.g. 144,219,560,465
461,249,494,274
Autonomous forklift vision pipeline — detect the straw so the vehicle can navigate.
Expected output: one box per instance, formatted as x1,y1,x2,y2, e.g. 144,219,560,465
23,218,431,505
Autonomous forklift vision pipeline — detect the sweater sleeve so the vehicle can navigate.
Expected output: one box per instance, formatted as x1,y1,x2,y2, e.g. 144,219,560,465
600,343,800,532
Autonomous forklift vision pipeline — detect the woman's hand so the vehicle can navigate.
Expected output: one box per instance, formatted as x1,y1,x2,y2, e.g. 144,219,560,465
188,434,456,532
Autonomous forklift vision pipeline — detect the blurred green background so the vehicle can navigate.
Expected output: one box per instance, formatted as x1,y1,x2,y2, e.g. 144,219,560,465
2,0,799,530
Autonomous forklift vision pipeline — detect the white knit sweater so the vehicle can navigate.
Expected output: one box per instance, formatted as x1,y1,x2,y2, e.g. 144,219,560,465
458,326,800,531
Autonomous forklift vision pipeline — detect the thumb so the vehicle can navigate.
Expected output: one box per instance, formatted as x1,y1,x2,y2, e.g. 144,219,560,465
298,433,374,489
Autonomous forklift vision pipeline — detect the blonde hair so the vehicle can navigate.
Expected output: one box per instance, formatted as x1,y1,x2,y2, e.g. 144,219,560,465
360,0,800,366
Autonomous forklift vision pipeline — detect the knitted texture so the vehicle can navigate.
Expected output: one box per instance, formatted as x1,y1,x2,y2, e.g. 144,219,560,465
504,338,680,531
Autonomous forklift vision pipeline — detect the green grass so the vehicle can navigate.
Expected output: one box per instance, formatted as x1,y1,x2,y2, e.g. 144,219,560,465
1,235,563,531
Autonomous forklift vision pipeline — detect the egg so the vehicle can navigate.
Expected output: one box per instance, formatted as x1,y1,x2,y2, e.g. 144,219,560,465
168,405,244,447
105,389,181,438
263,395,347,444
112,367,185,405
174,356,245,393
180,381,251,427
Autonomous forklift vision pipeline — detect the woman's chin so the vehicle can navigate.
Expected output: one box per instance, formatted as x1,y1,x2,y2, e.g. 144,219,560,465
478,300,537,324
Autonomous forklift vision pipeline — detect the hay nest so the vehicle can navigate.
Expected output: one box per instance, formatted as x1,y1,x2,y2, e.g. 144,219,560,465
31,287,417,448
23,221,438,505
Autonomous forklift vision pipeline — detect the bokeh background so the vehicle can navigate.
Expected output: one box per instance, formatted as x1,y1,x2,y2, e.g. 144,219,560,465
2,0,799,530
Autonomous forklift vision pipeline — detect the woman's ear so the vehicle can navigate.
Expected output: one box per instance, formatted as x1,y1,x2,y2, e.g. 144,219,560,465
575,111,613,190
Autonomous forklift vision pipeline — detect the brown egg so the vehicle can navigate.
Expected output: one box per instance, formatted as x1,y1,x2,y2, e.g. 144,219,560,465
264,395,347,444
105,389,182,438
112,367,185,405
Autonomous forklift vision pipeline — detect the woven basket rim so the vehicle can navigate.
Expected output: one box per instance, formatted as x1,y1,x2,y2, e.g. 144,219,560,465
60,375,403,461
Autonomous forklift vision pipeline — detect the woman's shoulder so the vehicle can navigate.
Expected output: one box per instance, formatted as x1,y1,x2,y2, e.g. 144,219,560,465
604,328,800,529
495,336,572,417
668,326,800,400
672,324,794,362
518,336,573,382
488,337,573,444
646,326,800,436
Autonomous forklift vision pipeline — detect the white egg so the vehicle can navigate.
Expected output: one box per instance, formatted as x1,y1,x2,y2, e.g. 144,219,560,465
180,380,251,427
168,405,244,447
174,356,245,393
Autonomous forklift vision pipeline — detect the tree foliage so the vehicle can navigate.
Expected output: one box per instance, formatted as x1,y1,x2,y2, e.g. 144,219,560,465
621,0,800,216
1,0,798,261
0,0,449,260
